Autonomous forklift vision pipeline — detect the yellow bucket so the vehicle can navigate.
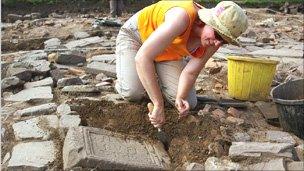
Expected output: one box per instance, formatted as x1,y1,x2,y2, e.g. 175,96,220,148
227,56,279,101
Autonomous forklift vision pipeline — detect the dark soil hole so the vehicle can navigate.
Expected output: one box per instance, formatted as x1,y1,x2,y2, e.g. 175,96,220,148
72,99,227,168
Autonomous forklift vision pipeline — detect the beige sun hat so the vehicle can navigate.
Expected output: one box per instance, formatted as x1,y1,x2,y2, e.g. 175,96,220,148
198,1,248,46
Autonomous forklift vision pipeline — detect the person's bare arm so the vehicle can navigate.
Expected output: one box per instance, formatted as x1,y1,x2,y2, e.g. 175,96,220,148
135,8,189,107
176,44,221,116
135,8,189,126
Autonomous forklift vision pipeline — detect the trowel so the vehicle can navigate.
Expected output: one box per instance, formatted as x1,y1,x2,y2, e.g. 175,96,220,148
147,103,170,151
196,95,248,108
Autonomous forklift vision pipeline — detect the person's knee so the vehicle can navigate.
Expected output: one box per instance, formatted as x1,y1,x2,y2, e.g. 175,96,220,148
188,97,197,109
115,84,145,102
122,90,145,102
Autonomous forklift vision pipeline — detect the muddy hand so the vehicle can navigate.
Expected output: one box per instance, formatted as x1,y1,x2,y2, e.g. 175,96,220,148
175,98,190,119
147,103,165,128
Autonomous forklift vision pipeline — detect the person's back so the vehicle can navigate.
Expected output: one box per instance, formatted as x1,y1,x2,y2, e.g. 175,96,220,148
115,0,248,127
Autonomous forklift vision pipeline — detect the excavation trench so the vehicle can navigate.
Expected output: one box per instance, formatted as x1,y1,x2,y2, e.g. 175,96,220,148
71,99,234,168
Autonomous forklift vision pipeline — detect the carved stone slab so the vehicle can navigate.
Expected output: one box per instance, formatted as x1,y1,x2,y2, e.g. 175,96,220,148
63,126,171,170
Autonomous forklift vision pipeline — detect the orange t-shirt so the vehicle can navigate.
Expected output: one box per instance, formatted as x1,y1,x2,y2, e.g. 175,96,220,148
138,0,205,62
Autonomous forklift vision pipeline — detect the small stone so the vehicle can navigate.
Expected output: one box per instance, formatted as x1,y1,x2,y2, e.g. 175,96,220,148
1,76,23,90
73,31,90,39
211,109,226,120
233,132,251,142
184,162,205,171
48,53,58,63
101,77,114,83
57,103,72,115
95,73,106,81
1,127,5,140
96,82,111,86
226,116,244,125
214,83,223,89
44,38,61,49
205,157,240,171
57,77,83,88
198,104,211,116
227,107,243,118
208,142,225,157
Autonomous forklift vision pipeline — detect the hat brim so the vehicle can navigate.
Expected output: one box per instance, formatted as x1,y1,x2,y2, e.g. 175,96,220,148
198,8,240,46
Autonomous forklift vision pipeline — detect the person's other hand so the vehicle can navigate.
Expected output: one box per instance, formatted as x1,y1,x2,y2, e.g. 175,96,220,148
148,104,165,128
175,98,190,118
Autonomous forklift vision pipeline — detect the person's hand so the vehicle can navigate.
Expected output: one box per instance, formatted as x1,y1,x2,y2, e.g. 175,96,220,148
175,98,190,118
148,103,165,128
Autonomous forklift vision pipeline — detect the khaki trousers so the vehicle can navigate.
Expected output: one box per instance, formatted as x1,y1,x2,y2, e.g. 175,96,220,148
115,13,197,109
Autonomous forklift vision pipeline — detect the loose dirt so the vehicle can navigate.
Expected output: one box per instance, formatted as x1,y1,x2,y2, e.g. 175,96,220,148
71,99,250,168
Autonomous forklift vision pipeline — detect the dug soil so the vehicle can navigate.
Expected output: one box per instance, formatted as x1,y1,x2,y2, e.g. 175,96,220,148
71,99,250,168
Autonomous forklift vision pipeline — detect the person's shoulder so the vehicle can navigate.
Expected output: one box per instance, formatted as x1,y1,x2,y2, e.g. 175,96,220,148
165,7,189,24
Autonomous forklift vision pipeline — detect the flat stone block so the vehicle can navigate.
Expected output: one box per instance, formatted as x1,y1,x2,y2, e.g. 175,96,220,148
12,115,59,140
5,86,53,102
86,62,116,78
63,126,171,170
15,103,57,117
57,103,71,115
90,54,115,63
65,36,104,49
61,85,99,93
287,161,304,171
8,141,55,171
244,158,286,171
266,131,296,144
24,77,53,89
60,115,81,128
229,142,294,159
